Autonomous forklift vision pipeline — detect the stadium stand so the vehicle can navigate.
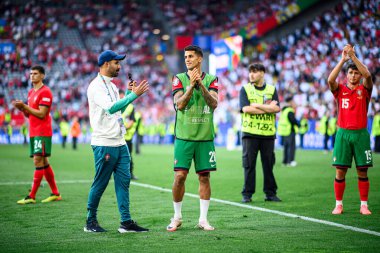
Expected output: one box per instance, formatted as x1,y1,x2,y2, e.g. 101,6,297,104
0,0,379,147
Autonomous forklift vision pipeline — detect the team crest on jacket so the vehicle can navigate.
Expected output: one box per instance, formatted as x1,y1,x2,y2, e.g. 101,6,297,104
105,154,110,161
172,78,179,86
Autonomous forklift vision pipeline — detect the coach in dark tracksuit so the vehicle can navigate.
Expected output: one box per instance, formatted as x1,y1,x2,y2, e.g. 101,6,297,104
239,63,282,203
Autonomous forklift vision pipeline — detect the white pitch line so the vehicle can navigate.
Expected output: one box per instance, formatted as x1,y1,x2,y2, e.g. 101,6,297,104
1,179,379,237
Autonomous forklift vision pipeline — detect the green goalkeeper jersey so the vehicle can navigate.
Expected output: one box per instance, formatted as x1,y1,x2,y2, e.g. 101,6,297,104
174,72,217,141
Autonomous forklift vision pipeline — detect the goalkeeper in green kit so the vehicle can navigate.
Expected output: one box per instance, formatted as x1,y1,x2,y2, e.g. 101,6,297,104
167,45,219,231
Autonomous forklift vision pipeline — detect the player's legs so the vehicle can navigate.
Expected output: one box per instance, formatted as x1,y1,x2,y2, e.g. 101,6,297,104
194,142,215,230
42,157,60,199
352,129,372,214
196,172,214,230
331,128,352,214
29,155,45,199
168,139,193,231
332,167,347,214
357,168,371,215
167,170,187,231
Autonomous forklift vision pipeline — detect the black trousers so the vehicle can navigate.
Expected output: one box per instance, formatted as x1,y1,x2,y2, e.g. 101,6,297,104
282,132,296,164
323,133,329,151
62,136,67,148
135,134,142,154
126,139,134,175
375,136,380,153
242,137,277,198
72,137,78,150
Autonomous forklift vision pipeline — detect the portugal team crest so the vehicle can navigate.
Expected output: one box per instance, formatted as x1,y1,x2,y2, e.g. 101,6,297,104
357,90,362,96
172,78,179,86
105,154,110,162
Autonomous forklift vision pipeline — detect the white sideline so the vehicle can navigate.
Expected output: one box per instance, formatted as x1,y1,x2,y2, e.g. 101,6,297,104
2,179,380,237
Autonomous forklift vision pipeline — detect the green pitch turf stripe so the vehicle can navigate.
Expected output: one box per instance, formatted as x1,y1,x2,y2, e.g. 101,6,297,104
1,179,379,237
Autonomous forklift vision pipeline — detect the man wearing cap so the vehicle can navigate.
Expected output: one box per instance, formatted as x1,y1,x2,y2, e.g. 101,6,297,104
85,50,149,233
240,63,281,203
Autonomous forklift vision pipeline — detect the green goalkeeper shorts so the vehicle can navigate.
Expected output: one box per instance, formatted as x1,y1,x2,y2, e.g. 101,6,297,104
332,128,372,169
174,139,217,173
29,136,52,157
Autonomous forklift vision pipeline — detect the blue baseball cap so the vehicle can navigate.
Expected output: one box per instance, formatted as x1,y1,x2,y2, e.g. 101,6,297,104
98,50,126,66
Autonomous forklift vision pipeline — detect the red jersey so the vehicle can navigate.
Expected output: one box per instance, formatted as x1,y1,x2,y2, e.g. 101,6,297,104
333,84,371,130
27,85,53,137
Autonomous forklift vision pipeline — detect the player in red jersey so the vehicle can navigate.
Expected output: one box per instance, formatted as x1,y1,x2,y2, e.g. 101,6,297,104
327,44,373,215
12,66,61,204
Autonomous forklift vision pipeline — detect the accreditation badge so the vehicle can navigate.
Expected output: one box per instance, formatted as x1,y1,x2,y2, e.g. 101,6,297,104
117,117,126,136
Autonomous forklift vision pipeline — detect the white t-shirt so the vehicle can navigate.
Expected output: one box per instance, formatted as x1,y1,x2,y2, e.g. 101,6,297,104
87,73,126,146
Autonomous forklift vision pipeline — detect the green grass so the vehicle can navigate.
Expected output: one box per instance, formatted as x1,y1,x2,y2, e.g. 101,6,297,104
0,144,379,253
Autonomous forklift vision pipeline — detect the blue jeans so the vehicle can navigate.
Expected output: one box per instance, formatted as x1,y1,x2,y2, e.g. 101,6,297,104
87,145,131,222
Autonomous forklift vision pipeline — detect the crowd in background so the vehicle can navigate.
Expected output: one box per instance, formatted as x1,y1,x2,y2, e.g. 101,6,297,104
0,0,379,145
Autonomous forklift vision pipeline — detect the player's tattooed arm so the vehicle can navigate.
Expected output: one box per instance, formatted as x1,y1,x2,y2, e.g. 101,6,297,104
199,85,218,110
174,88,195,111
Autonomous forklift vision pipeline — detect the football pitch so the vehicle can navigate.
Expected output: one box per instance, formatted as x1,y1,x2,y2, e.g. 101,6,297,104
0,144,379,253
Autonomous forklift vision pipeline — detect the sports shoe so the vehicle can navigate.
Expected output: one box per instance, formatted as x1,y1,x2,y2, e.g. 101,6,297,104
84,220,107,232
17,195,36,205
118,220,149,233
41,193,62,203
265,195,282,202
166,218,182,232
360,205,372,215
332,204,343,215
196,220,215,231
241,197,252,203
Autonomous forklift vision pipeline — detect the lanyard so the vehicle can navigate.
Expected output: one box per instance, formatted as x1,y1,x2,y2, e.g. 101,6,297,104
99,73,117,102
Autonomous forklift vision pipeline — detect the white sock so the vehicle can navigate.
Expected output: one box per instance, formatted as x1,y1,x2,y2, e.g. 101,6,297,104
361,201,368,206
199,199,210,222
173,201,182,219
336,200,343,206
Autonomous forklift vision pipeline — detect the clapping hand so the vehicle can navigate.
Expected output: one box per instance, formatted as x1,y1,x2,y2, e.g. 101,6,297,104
189,68,201,88
346,45,356,58
12,100,25,111
342,44,352,62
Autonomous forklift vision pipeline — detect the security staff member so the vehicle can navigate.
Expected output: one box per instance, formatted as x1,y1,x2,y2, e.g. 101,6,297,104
278,96,300,166
120,91,138,180
239,63,281,203
299,114,309,149
371,110,380,153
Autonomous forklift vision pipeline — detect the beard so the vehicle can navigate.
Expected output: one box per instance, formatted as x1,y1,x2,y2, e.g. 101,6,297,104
110,69,119,77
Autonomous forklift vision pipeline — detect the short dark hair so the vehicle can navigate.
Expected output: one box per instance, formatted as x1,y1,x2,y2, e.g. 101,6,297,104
248,63,265,73
345,62,358,73
31,65,45,75
184,45,203,57
285,95,293,103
